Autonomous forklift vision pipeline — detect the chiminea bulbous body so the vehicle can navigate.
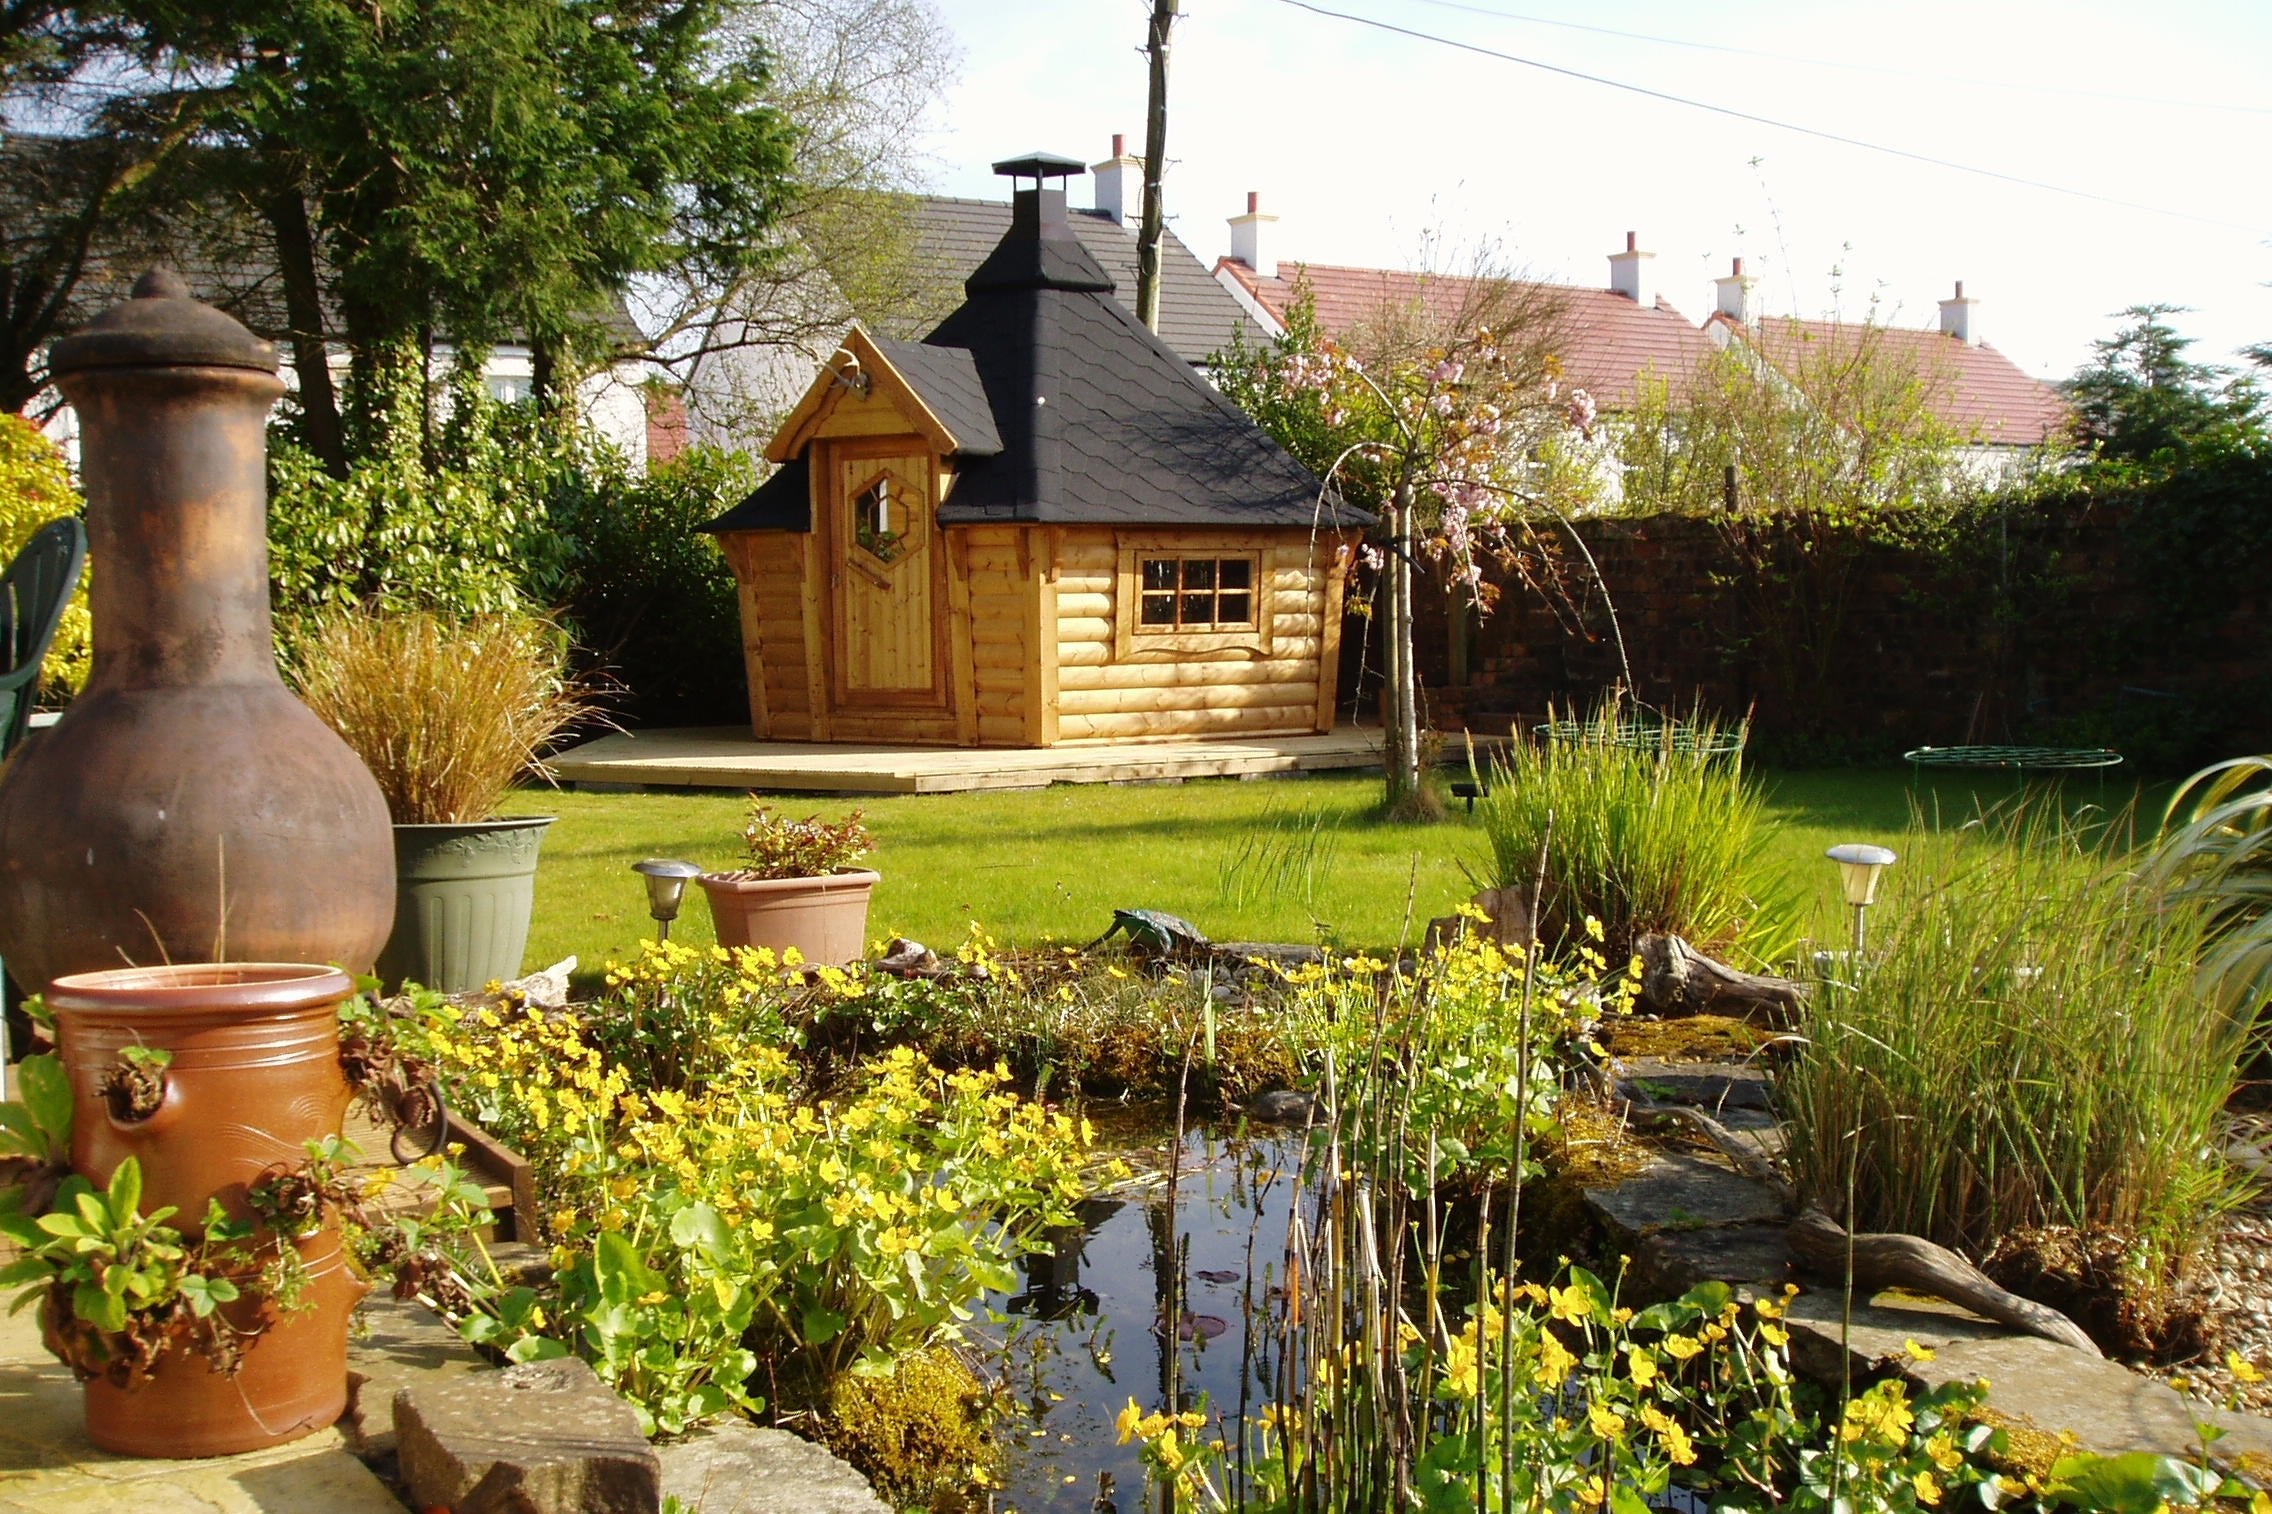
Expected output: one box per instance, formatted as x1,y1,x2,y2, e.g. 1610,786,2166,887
0,270,394,990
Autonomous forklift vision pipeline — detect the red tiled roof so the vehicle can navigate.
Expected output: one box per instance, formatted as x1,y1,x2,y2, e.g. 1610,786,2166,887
1217,258,1720,410
1714,313,2067,447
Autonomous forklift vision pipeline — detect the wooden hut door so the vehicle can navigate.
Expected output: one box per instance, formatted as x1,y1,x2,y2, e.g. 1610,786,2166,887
831,448,941,707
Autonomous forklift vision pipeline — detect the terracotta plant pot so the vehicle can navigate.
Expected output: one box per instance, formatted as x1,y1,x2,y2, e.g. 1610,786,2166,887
47,963,356,1232
377,816,555,993
697,870,879,967
76,1227,369,1458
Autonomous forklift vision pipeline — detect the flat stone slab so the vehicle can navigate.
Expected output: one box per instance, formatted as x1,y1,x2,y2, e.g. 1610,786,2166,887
1615,1058,1774,1113
396,1355,660,1514
0,1292,401,1513
1631,1222,1792,1298
1584,1151,1786,1241
1784,1287,2272,1476
346,1292,489,1458
658,1421,888,1514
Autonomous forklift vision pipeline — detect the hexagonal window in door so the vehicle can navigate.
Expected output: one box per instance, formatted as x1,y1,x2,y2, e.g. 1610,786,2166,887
849,465,925,567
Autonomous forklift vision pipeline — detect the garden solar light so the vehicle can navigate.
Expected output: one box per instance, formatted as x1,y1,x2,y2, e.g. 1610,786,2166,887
1826,843,1898,954
631,858,702,941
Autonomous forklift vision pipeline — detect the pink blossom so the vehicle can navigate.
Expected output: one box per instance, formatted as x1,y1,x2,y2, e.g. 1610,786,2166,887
1358,543,1385,572
1566,387,1598,438
1429,358,1465,386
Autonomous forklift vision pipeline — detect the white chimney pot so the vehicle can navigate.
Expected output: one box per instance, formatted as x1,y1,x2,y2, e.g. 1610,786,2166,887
1938,280,1979,345
1713,256,1757,326
1228,190,1278,279
1091,133,1142,227
1608,230,1655,308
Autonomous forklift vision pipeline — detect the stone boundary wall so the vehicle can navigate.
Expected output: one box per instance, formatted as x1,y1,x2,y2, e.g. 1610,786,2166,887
1403,502,2272,769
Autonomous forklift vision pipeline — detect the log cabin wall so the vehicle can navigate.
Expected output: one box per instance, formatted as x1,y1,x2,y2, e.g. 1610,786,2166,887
1050,526,1350,745
720,531,821,741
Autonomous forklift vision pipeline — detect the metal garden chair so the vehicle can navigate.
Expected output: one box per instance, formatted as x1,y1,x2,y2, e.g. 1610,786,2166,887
0,516,89,1099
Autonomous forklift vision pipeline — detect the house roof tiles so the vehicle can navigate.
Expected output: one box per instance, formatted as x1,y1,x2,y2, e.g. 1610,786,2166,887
1215,258,1720,409
1715,313,2068,447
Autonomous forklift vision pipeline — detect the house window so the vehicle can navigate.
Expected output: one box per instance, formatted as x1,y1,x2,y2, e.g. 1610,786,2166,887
1138,556,1255,631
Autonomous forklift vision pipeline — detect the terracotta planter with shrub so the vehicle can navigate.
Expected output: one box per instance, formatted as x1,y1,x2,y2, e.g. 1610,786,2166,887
698,868,880,967
42,962,367,1457
74,1228,369,1458
48,963,357,1228
697,803,878,967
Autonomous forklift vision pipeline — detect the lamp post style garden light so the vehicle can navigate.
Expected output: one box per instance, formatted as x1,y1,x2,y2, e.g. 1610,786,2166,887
631,858,702,942
1826,843,1898,954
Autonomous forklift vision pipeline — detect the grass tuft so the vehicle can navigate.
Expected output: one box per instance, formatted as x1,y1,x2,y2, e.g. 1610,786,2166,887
291,608,596,825
1780,804,2253,1274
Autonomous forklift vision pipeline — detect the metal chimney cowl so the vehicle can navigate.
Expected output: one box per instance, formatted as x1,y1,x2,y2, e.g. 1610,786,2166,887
0,269,396,990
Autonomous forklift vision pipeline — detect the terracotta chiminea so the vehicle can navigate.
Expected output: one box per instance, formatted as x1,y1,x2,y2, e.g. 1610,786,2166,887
0,269,395,988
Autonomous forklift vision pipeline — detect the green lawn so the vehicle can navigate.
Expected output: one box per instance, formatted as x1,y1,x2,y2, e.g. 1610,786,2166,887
513,764,2170,982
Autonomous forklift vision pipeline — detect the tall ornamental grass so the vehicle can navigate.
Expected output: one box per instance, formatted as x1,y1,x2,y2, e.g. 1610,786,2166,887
1474,699,1793,968
291,609,595,824
1780,810,2252,1269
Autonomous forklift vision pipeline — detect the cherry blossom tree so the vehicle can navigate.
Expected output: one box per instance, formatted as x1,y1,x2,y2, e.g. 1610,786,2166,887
1217,270,1592,814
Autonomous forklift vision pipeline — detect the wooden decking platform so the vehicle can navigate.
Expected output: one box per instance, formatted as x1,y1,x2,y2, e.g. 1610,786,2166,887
550,726,1391,795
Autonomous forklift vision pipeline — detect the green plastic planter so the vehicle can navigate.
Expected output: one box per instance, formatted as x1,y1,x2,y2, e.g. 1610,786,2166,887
377,817,555,993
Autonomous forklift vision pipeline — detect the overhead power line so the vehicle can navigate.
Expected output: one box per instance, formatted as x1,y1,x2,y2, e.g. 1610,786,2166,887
1405,0,2272,116
1274,0,2272,239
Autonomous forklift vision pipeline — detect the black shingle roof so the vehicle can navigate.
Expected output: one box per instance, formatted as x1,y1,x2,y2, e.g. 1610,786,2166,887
902,197,1259,367
710,179,1365,536
922,188,1357,530
703,457,808,533
870,338,1001,456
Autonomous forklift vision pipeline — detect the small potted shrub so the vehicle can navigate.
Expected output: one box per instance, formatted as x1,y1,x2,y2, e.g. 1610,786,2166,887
292,609,595,991
697,801,878,966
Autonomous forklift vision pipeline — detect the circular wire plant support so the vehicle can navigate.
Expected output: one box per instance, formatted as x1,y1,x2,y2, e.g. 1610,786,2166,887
388,1076,451,1165
1902,744,2125,773
1535,719,1748,759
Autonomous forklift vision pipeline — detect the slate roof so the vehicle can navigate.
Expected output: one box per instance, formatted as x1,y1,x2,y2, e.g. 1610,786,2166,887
905,197,1261,367
1217,257,1719,410
1712,313,2068,447
870,338,1001,455
710,183,1361,534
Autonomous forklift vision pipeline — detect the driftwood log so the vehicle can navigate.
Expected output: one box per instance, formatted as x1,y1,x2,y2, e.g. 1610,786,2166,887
1634,932,1807,1021
1786,1207,2101,1358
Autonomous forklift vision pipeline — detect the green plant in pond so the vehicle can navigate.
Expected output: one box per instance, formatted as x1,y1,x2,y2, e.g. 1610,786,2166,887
1272,927,1620,1192
1122,1269,2010,1512
1780,808,2251,1273
2150,753,2272,1020
1474,695,1795,969
288,607,597,825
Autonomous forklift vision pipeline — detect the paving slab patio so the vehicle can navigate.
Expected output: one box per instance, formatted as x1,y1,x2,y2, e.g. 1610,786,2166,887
0,1289,405,1513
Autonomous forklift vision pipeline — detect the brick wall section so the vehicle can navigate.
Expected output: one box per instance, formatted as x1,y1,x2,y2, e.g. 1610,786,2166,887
1403,504,2272,768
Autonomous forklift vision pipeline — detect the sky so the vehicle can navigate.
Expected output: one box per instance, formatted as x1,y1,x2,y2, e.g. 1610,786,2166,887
907,0,2272,382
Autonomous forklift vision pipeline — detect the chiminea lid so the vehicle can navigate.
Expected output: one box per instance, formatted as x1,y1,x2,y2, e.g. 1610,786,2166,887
48,268,280,378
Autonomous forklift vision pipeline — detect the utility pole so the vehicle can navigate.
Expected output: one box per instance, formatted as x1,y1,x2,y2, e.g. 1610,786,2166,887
1135,0,1180,334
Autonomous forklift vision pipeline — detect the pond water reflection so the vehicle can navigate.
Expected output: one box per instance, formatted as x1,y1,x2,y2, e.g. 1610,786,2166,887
990,1120,1306,1512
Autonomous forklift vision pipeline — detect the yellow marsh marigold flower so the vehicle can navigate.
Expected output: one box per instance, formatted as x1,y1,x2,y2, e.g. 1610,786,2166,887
1586,1403,1625,1440
1912,1470,1941,1506
2229,1350,2265,1384
1549,1282,1594,1326
1661,1332,1702,1361
1626,1345,1658,1388
1640,1405,1695,1466
1535,1332,1577,1387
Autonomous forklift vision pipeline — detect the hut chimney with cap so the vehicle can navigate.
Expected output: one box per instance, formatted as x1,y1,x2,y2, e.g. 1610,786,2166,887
1714,257,1757,326
1938,280,1979,345
1228,192,1277,279
1608,231,1655,308
1091,134,1142,227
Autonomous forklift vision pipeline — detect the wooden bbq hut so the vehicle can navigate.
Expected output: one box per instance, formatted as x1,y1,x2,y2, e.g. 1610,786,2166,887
704,152,1369,748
